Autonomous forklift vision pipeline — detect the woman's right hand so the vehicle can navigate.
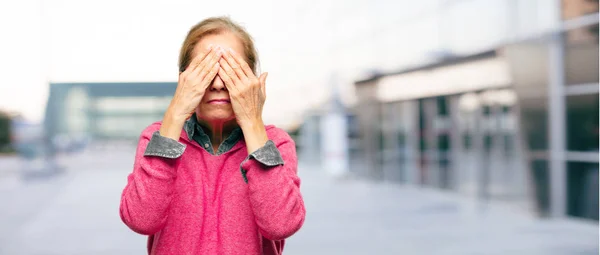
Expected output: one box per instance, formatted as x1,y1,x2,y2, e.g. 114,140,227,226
160,45,222,140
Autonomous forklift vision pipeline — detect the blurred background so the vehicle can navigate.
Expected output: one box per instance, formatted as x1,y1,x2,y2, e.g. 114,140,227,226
0,0,598,254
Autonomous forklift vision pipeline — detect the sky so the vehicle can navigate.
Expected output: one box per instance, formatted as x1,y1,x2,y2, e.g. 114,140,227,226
0,0,557,129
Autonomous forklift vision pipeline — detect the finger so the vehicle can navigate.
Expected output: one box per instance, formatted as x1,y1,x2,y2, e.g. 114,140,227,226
201,62,220,89
219,58,242,86
186,44,214,74
227,48,255,78
259,72,268,97
196,48,222,81
218,67,237,93
222,48,252,80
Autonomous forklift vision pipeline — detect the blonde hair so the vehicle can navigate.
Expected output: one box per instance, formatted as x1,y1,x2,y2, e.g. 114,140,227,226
178,17,258,74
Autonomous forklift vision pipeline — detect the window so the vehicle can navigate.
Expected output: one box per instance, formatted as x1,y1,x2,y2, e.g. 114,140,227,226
95,96,171,113
567,162,599,220
531,160,551,217
65,87,89,133
564,40,599,85
438,134,450,152
519,97,549,151
437,96,448,116
566,93,599,151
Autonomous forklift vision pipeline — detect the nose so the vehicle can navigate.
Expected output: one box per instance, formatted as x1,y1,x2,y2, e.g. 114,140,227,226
209,75,227,91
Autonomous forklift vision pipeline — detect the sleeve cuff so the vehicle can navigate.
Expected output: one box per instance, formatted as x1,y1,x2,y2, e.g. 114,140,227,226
143,131,186,159
239,140,284,183
249,140,284,166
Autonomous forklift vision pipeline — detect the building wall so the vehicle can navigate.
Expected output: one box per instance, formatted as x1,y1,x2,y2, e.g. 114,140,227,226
350,1,599,220
45,83,177,141
496,1,599,219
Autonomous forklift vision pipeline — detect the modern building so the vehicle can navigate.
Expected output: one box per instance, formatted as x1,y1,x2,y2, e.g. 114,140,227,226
354,50,526,205
44,82,177,141
348,0,598,221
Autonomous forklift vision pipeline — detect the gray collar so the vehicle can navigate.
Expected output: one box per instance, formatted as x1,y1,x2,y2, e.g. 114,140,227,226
183,114,243,155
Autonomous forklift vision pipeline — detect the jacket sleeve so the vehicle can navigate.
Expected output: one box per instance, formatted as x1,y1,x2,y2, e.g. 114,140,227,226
241,130,306,240
119,127,185,235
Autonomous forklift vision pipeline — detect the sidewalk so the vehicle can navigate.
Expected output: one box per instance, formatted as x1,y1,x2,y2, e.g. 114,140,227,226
285,163,598,255
0,154,20,172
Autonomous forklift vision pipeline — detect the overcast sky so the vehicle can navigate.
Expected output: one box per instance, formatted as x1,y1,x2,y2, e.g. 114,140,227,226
0,0,555,129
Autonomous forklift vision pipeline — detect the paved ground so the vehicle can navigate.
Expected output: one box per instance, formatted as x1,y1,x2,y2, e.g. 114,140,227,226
0,149,597,255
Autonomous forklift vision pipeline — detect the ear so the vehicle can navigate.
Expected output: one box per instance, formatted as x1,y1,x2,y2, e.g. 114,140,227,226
259,72,268,97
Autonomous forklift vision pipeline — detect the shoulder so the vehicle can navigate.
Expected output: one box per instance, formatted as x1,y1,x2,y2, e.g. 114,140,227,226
139,121,163,138
264,125,294,145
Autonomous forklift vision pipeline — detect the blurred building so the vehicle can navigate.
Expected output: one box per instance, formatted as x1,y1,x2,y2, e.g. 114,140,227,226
502,0,599,220
299,102,359,169
0,110,13,152
45,82,176,141
300,0,598,221
353,50,527,207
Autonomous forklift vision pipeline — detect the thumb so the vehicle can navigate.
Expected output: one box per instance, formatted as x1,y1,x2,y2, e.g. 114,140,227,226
259,72,268,96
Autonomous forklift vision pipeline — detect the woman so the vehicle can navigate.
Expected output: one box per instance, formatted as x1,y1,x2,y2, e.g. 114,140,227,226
119,17,306,255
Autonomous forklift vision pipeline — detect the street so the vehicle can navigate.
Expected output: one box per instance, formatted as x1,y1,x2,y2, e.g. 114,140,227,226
0,148,598,255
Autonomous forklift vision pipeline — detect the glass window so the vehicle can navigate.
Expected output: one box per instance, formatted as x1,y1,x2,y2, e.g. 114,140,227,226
504,134,515,157
438,134,450,152
566,93,599,151
567,162,599,220
65,87,89,133
418,100,427,152
531,160,551,217
437,96,448,116
463,134,472,150
519,97,548,151
564,37,598,85
484,134,494,153
96,115,156,138
95,96,172,113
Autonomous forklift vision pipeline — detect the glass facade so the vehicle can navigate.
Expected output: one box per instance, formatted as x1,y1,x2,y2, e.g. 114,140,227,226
506,1,599,220
567,162,599,220
566,93,599,152
45,82,177,141
337,0,598,220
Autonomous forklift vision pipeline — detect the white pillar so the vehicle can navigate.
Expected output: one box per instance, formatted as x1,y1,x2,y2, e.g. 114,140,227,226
548,32,566,218
547,0,566,218
320,111,349,177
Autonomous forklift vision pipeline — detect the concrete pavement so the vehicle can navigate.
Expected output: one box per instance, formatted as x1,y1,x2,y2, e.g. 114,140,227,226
0,149,597,255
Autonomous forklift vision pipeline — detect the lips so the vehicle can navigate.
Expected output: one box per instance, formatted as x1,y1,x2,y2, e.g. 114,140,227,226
208,99,231,104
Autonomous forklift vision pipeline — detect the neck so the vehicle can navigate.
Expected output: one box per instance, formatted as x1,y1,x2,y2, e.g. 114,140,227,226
197,117,239,147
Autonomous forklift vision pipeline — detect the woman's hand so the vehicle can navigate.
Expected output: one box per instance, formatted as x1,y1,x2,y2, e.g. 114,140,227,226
160,45,222,140
217,48,267,128
217,48,269,154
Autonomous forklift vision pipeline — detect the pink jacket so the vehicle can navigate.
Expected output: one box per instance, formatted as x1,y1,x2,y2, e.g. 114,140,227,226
119,122,306,254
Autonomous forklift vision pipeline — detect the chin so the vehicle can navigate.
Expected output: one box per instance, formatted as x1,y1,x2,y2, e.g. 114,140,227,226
200,112,235,122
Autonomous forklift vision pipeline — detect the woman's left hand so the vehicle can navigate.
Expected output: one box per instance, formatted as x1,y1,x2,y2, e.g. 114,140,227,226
217,48,268,129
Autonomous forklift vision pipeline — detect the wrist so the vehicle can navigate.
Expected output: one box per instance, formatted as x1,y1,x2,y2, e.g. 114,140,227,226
238,117,263,131
164,109,188,125
165,105,189,123
160,110,187,141
240,118,269,154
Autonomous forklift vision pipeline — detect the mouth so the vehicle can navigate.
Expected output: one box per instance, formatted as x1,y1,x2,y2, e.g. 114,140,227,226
207,99,231,104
